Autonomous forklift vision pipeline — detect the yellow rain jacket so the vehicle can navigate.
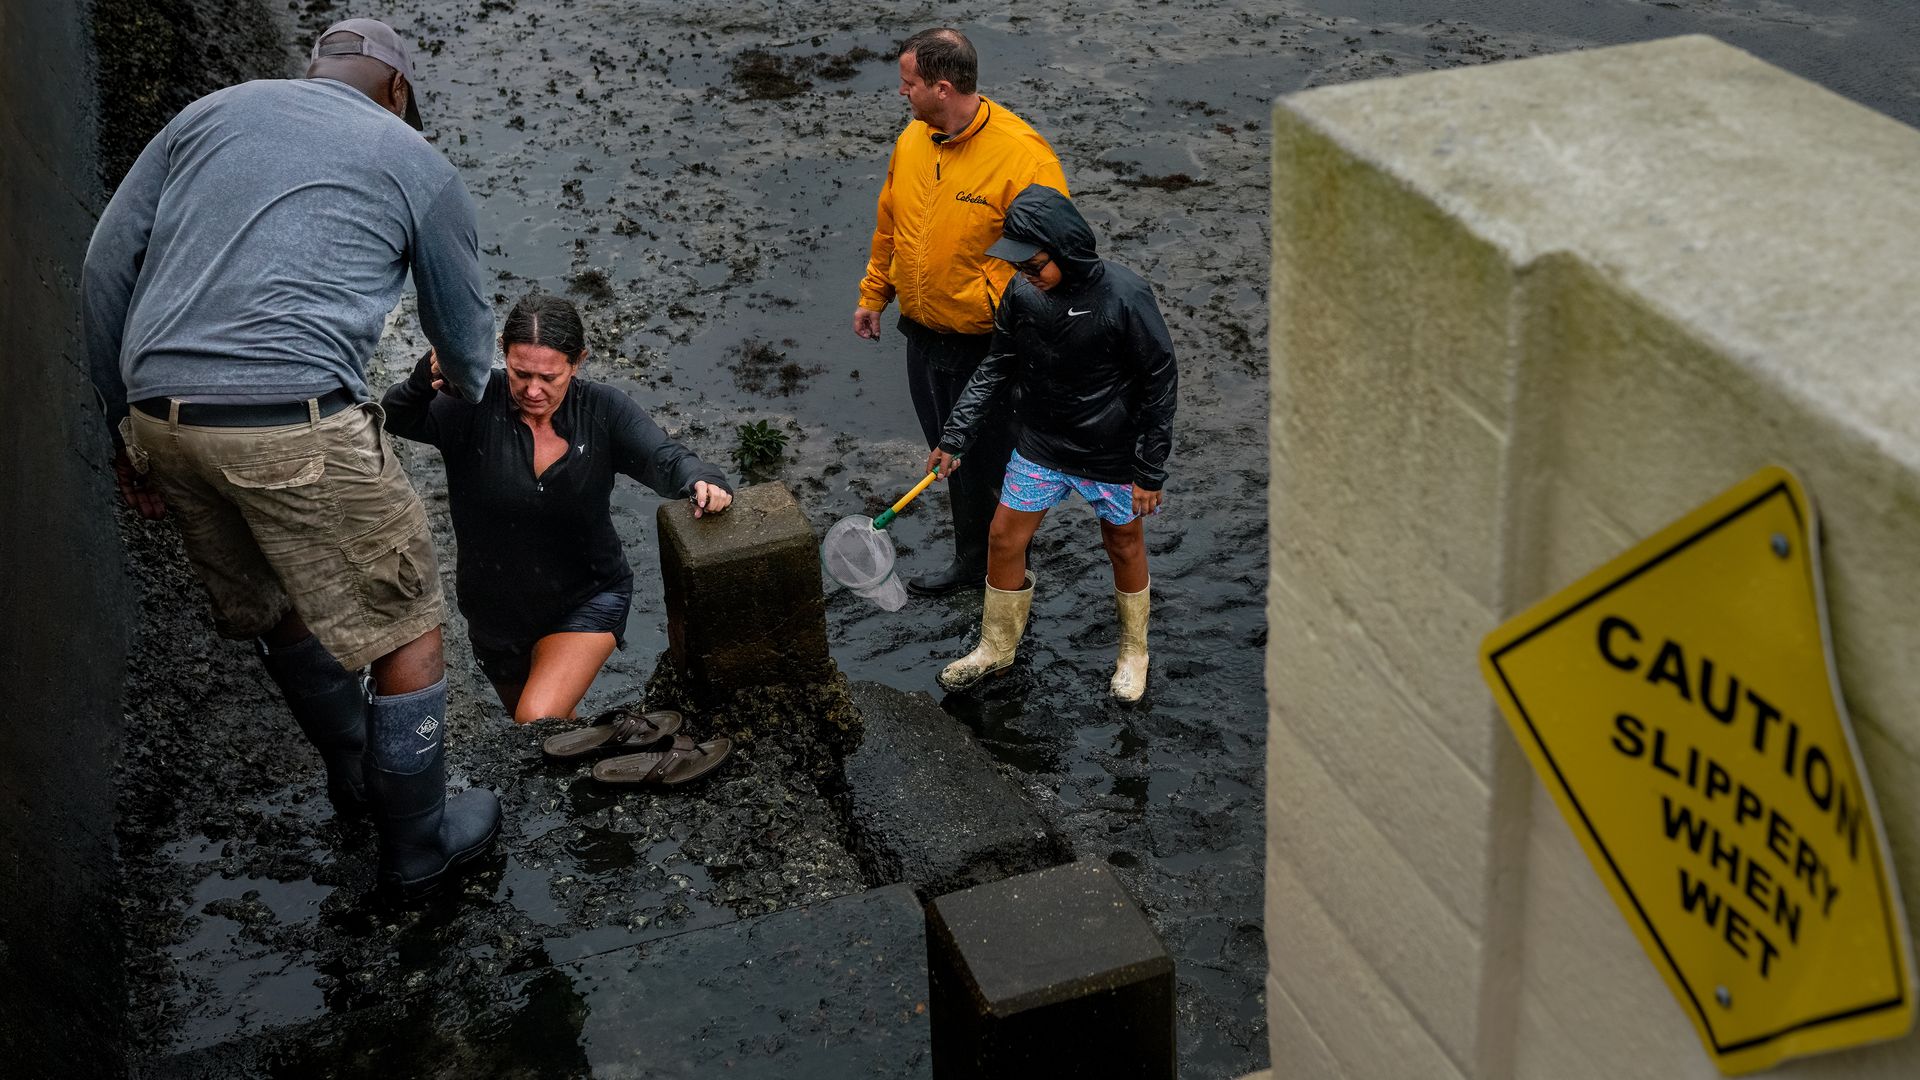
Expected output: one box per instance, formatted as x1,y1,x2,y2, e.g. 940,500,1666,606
858,98,1068,336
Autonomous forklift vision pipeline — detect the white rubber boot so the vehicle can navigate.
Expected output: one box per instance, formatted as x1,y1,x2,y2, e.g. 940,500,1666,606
938,572,1035,691
1111,581,1151,702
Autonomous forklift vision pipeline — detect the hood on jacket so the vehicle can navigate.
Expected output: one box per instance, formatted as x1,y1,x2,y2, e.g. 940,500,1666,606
987,184,1101,285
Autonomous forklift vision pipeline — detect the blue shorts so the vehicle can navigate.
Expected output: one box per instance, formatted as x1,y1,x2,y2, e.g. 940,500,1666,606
999,450,1152,526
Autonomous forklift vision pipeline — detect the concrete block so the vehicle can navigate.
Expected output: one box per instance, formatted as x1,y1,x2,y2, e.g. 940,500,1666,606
845,681,1070,896
1265,973,1344,1080
1272,33,1920,1079
926,859,1175,1079
1266,569,1498,931
1264,713,1482,1068
1509,780,1702,1079
1857,726,1920,878
1264,854,1467,1080
1269,102,1522,785
657,482,829,700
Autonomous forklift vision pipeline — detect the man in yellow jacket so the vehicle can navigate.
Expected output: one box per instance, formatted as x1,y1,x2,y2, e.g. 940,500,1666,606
853,27,1068,596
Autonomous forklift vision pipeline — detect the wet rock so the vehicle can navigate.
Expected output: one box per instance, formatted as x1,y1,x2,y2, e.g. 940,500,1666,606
201,892,275,928
843,682,1071,897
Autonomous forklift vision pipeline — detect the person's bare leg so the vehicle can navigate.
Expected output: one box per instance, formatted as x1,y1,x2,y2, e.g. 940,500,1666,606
1099,518,1149,593
940,506,1044,691
1102,516,1152,701
370,627,444,695
986,505,1047,591
510,632,618,724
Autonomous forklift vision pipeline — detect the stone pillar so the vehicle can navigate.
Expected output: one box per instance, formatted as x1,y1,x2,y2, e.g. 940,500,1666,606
926,859,1176,1079
657,482,829,699
1266,36,1920,1079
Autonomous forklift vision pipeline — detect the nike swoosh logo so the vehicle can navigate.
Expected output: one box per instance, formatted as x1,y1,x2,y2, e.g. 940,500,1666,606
1067,308,1091,317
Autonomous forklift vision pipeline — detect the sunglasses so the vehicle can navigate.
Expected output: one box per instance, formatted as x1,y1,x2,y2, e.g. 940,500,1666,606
1010,252,1052,276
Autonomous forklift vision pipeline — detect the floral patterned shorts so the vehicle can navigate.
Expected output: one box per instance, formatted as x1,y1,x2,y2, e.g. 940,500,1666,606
999,450,1151,526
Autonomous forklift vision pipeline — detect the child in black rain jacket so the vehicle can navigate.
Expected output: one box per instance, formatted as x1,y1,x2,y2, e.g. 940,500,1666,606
927,184,1178,701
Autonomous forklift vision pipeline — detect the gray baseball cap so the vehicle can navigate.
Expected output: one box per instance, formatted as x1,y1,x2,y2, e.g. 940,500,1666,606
312,18,424,130
985,232,1043,263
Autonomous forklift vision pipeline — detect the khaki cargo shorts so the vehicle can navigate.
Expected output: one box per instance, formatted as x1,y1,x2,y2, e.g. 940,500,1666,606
125,399,443,671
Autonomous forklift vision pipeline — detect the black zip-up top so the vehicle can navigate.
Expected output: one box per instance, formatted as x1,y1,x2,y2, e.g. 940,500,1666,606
382,355,730,649
938,185,1178,490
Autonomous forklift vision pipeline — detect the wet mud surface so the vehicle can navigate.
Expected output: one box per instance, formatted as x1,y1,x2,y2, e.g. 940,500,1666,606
106,1,1920,1076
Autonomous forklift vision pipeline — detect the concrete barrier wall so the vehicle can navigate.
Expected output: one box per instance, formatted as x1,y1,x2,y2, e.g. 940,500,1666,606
0,1,128,1073
1266,36,1920,1078
1,0,290,1070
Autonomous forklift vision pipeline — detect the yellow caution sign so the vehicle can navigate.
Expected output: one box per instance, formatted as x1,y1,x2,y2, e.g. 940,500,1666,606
1481,466,1913,1074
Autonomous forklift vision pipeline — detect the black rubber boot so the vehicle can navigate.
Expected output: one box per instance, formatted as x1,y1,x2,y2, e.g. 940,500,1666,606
366,677,501,901
908,470,993,597
258,634,370,818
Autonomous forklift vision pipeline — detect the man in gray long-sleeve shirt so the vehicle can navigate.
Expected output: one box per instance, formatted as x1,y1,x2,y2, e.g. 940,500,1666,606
82,17,499,901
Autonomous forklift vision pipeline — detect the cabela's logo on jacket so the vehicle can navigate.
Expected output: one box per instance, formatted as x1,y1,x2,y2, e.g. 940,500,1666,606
955,190,992,206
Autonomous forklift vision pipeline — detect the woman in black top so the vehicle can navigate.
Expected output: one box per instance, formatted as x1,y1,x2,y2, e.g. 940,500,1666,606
383,291,732,722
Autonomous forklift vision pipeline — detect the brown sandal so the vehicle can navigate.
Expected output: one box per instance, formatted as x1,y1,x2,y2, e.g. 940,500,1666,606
590,734,734,786
541,707,684,761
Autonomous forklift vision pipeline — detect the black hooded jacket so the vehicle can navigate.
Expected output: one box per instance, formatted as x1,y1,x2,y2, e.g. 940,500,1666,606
938,186,1178,490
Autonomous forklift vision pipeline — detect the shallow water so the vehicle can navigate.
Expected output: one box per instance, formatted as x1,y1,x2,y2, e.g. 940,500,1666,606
116,1,1919,1075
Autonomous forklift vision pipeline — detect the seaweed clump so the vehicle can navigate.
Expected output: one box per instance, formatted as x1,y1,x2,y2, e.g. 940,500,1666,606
727,337,821,396
730,45,884,100
730,49,814,100
1119,172,1214,192
567,267,617,303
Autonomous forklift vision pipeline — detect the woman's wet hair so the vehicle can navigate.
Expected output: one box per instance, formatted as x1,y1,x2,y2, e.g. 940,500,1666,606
902,28,977,95
502,290,587,363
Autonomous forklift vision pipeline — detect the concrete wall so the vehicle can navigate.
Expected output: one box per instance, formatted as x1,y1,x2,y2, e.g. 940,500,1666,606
0,1,128,1073
1265,36,1920,1078
0,0,290,1071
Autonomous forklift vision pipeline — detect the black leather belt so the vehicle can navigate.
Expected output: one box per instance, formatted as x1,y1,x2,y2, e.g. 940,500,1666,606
131,388,356,427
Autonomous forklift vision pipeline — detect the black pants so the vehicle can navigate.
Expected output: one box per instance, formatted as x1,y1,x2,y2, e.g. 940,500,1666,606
903,322,1016,567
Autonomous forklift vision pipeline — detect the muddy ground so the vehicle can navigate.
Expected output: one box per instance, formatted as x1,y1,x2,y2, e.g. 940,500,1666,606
103,1,1919,1077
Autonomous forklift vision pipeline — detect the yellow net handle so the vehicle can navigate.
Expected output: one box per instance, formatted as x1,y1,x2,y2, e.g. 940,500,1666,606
872,471,939,529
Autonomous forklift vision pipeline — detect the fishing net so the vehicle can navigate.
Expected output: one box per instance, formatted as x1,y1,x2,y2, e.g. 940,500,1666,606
821,515,909,611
